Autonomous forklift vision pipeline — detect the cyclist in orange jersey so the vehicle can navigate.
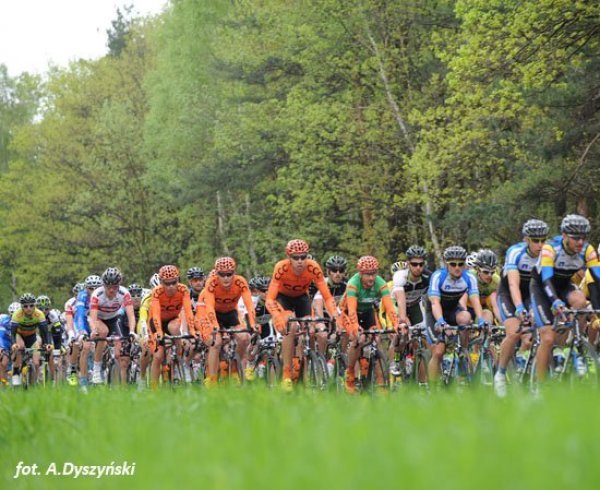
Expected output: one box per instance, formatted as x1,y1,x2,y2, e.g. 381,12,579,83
265,239,339,391
198,257,258,386
149,265,196,386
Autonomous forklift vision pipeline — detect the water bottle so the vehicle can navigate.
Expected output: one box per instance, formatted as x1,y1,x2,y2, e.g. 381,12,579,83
256,361,266,379
442,354,452,375
575,355,587,376
405,355,414,377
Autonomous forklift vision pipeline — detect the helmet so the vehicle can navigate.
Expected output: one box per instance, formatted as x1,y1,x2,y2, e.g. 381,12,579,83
286,239,309,255
390,261,405,274
325,255,348,270
560,214,591,235
357,255,379,273
8,302,21,315
85,275,102,289
186,266,205,279
72,282,85,295
214,257,236,272
466,252,478,268
101,267,123,285
249,276,271,292
128,283,143,297
159,265,180,281
36,295,52,310
19,293,37,305
522,219,549,238
406,245,427,259
149,273,161,288
476,249,498,269
443,246,467,261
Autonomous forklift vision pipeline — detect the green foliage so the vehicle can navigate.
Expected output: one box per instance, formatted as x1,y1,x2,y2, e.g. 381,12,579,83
0,0,598,304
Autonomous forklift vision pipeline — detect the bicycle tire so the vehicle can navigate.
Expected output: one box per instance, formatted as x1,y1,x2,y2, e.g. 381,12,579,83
170,359,184,386
307,351,328,391
260,353,281,388
570,339,600,387
413,350,429,387
107,360,121,385
228,354,244,385
367,351,389,394
475,349,494,386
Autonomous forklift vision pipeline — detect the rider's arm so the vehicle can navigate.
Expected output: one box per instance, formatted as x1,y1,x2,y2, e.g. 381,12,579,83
240,284,257,329
381,295,398,329
465,272,484,321
507,269,523,310
313,272,337,319
203,287,219,330
312,291,324,317
427,271,444,323
74,292,88,334
539,245,559,303
392,270,408,322
344,293,360,332
150,291,164,336
182,289,195,335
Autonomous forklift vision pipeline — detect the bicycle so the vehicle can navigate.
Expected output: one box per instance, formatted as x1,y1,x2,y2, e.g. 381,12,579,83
390,324,429,390
545,309,600,387
326,331,348,392
251,332,282,388
434,324,481,387
159,334,196,386
288,317,331,391
469,326,505,386
355,329,393,394
212,328,254,385
90,335,127,386
14,347,43,389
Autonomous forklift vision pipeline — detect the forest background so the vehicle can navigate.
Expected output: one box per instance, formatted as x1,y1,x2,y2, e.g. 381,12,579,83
0,0,597,305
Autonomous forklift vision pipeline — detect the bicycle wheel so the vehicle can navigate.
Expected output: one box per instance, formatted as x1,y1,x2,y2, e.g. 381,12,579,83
334,353,347,393
367,351,389,394
307,351,328,391
413,350,429,388
261,353,281,388
475,349,494,386
228,354,244,385
107,361,121,385
170,359,184,386
569,339,600,387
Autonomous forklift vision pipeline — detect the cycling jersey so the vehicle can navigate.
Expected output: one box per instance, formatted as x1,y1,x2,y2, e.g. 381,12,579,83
201,274,255,330
342,273,397,333
10,308,49,342
136,293,152,336
64,296,76,319
0,314,11,351
499,242,538,297
428,268,479,307
150,284,195,336
392,269,431,307
74,289,93,334
90,286,132,320
266,259,337,328
313,278,347,304
467,269,500,311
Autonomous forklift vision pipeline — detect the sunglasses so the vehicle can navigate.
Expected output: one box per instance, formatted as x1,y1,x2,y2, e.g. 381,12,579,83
217,272,234,278
409,262,425,267
567,234,586,242
328,268,346,274
529,238,546,244
290,254,308,261
22,304,35,309
162,280,178,286
448,262,465,268
479,269,494,276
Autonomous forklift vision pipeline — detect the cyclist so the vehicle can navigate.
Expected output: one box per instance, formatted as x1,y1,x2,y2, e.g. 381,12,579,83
35,295,64,382
89,267,136,384
426,246,487,382
10,293,50,386
64,283,84,342
149,265,196,388
71,274,103,389
186,266,206,312
313,255,348,361
0,313,11,385
468,249,501,324
342,255,399,393
493,219,548,396
135,274,160,387
265,239,340,391
246,276,276,378
197,257,257,386
389,245,431,377
530,214,600,384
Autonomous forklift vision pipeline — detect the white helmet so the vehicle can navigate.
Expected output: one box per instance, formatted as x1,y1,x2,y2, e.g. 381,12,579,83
466,252,478,268
8,302,21,315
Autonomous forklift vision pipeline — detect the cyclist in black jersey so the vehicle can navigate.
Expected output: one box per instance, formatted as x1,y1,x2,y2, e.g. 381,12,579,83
186,266,206,313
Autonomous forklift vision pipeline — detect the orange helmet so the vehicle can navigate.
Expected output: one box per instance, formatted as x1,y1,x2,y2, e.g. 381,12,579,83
159,265,180,281
286,239,309,255
214,257,236,272
357,255,379,273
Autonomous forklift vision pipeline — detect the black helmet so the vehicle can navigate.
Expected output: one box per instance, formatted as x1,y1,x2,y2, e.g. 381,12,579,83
128,283,143,297
19,293,37,305
186,266,205,280
476,249,498,269
560,214,591,235
522,219,549,238
325,255,347,270
248,276,271,292
443,246,467,261
102,267,123,285
406,245,427,259
84,275,102,289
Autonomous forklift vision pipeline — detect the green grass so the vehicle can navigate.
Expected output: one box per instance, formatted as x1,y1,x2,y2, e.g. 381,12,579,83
1,385,599,489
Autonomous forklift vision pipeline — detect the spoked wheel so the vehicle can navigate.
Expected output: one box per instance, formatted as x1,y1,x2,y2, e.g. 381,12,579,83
306,352,328,391
367,351,389,395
